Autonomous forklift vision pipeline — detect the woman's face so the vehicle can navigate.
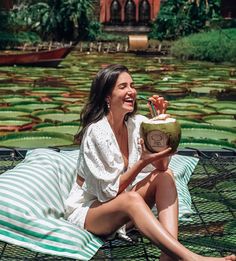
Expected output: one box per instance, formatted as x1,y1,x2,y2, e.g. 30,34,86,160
108,72,137,116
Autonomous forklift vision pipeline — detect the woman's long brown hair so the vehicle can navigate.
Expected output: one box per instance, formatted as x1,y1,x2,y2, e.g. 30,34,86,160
74,64,137,145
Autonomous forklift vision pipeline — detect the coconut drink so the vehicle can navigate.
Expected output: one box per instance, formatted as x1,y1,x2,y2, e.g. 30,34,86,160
140,115,181,153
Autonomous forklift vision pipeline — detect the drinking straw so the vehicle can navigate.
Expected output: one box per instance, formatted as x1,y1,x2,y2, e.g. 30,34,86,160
139,95,157,117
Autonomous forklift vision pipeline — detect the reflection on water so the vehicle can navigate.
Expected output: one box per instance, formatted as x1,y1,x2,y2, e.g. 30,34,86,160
0,51,235,149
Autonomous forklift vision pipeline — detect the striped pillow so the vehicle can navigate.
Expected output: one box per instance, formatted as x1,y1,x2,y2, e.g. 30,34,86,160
0,148,103,260
169,154,199,220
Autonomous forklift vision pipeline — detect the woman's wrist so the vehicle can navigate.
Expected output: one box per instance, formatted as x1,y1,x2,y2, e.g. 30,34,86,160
151,157,170,171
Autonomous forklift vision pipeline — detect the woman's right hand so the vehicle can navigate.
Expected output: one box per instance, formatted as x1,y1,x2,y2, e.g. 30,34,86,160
139,138,172,167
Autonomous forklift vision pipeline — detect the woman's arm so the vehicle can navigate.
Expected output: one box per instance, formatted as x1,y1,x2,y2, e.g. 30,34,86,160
118,146,172,193
151,157,171,171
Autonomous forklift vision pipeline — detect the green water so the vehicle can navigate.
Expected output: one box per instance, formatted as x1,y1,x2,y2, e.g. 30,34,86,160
0,51,235,149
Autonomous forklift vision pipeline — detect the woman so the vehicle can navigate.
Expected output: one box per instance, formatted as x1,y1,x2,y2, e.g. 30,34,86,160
65,64,235,261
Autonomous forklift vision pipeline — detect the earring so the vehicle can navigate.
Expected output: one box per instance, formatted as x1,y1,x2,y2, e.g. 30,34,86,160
106,100,110,110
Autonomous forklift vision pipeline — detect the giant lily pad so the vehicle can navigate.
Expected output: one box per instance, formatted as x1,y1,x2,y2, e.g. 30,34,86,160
180,137,236,150
12,101,63,111
209,101,236,110
0,131,73,148
34,122,80,135
0,95,38,103
29,87,70,95
0,108,31,117
64,104,84,112
203,115,236,128
216,107,236,115
181,123,236,143
167,108,205,117
33,110,80,122
0,117,33,127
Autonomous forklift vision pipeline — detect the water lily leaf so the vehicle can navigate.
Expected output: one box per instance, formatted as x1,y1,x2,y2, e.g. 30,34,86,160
33,110,80,122
35,122,80,135
12,101,63,111
181,123,236,142
180,137,236,150
0,117,32,126
0,95,38,103
203,115,236,128
0,108,31,117
0,131,73,148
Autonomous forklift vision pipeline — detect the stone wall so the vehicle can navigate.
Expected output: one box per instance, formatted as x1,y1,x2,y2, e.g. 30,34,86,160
93,0,100,20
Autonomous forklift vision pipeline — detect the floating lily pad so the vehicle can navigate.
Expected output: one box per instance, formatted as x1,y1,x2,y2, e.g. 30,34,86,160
0,95,39,103
217,107,236,115
180,137,236,150
34,122,80,135
0,117,33,126
12,101,63,111
181,123,236,142
0,131,73,148
33,110,80,122
209,101,236,109
52,96,83,102
64,104,84,112
203,115,236,128
167,108,204,117
29,87,70,95
0,108,31,117
178,118,202,125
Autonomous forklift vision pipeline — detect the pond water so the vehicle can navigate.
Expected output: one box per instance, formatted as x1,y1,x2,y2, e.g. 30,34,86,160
0,51,235,149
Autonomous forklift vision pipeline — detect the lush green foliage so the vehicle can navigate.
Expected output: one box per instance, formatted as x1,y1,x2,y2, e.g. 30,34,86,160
0,31,41,49
171,28,236,63
7,0,95,41
149,0,222,41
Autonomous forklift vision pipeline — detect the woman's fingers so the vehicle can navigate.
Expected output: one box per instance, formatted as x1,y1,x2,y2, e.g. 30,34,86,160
152,147,172,161
148,95,169,115
162,100,169,114
139,138,147,153
156,113,170,120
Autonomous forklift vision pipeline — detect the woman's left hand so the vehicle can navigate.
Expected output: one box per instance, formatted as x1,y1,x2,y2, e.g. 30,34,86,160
148,95,168,116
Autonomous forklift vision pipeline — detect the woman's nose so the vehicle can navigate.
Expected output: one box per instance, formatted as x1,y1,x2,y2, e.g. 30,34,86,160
127,86,135,94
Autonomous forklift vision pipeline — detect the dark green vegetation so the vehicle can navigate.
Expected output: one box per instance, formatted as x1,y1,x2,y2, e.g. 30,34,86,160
1,0,236,63
0,52,235,149
0,0,95,46
150,0,223,40
171,28,236,63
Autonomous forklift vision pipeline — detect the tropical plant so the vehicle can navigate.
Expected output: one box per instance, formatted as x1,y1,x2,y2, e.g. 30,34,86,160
171,28,236,63
8,0,95,41
149,0,222,41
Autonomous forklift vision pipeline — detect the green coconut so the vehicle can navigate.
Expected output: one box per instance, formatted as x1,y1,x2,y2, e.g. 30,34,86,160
141,116,181,153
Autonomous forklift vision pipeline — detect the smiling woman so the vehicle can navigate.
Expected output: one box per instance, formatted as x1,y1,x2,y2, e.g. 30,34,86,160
66,64,236,261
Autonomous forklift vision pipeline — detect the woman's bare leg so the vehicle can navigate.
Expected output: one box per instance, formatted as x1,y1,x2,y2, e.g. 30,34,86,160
133,168,178,261
84,191,235,261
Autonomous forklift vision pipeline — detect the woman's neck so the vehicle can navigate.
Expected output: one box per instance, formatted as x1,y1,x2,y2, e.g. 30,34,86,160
107,112,125,134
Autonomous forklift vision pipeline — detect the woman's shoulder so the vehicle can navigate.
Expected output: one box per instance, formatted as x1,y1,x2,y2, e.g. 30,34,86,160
85,117,110,138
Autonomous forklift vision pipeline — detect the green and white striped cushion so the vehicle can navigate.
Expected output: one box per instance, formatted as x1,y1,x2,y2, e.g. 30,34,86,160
0,148,103,260
0,149,198,259
169,154,199,220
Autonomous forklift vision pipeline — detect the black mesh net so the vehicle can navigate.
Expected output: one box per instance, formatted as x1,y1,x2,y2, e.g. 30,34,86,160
0,148,235,260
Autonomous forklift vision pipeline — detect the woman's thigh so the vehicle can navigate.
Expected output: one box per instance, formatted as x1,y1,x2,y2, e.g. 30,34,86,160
84,191,142,236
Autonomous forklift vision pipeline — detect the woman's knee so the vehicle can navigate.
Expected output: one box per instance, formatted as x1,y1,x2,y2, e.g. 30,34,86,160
153,168,177,190
119,191,145,210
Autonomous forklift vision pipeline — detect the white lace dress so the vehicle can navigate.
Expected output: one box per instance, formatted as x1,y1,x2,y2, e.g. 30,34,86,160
65,114,154,229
